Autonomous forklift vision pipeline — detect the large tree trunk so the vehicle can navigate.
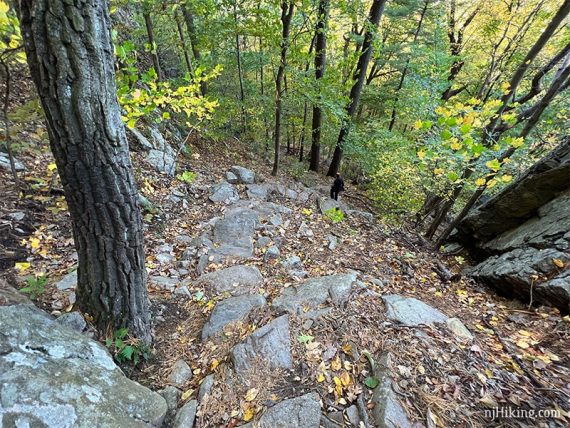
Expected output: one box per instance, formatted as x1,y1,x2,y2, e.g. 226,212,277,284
16,0,151,343
309,0,329,172
327,0,386,177
143,12,164,82
272,1,295,176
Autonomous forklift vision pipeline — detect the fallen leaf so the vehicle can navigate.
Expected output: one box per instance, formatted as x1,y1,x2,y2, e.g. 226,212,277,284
245,388,259,402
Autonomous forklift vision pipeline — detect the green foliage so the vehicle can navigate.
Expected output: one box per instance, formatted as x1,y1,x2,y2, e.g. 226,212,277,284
105,328,150,366
324,207,345,224
20,275,47,300
176,170,196,184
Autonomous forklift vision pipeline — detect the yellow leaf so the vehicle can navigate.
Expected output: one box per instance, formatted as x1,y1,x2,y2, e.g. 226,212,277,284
317,373,325,382
340,371,352,387
331,356,341,371
518,330,531,337
14,262,30,272
417,365,425,375
245,388,259,402
553,259,564,268
47,163,57,171
243,405,255,422
29,238,40,249
417,150,426,160
475,178,486,186
516,340,529,349
333,376,343,395
210,359,219,371
181,389,194,401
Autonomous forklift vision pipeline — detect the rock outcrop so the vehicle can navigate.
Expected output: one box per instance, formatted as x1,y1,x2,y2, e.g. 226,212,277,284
0,304,167,427
455,139,570,313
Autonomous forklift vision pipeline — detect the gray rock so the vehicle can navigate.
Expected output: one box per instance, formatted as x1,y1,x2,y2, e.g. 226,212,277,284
167,360,193,387
202,294,267,340
371,354,412,428
7,211,25,221
346,405,361,426
252,393,321,428
298,222,314,238
327,234,338,250
0,279,34,306
156,253,174,265
209,181,240,204
159,386,181,423
147,149,176,176
150,127,173,154
56,270,77,291
264,246,280,261
382,295,448,327
56,312,87,332
197,374,215,402
0,304,167,427
127,126,154,151
137,194,157,213
231,165,256,184
171,399,197,428
195,265,264,296
231,315,292,375
173,286,192,298
150,276,179,292
347,209,375,222
272,273,356,317
247,184,269,200
317,196,348,214
282,256,307,279
0,152,25,171
269,213,283,226
226,171,239,184
446,318,474,341
256,236,272,248
536,270,570,313
469,247,570,311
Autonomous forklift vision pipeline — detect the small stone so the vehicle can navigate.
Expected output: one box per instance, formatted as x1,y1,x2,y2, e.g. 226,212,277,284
382,295,448,327
225,171,239,184
209,181,240,203
159,386,181,423
327,234,338,250
446,318,474,341
264,246,280,261
56,270,77,291
55,312,87,332
167,360,193,387
230,166,255,184
174,286,192,298
171,399,197,428
202,294,266,340
346,405,361,427
197,374,215,402
298,222,314,238
156,253,174,265
150,276,179,292
8,211,25,221
256,236,272,248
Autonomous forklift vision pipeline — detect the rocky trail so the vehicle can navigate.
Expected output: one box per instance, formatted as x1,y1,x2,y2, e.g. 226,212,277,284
1,127,569,428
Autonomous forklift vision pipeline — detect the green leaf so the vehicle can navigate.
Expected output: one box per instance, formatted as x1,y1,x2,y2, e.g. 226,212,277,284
447,171,459,182
441,130,452,140
119,345,134,361
485,159,501,172
422,120,433,130
364,376,379,389
445,117,457,126
297,334,314,344
459,124,471,134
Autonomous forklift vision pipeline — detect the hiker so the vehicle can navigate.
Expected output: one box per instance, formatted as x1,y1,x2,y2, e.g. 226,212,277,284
330,172,345,201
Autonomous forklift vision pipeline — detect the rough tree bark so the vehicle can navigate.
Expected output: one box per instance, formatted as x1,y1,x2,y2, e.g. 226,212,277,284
309,0,329,172
271,0,295,176
16,0,152,343
327,0,386,177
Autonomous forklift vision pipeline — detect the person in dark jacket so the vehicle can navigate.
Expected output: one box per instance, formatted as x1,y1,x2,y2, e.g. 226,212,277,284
330,173,345,201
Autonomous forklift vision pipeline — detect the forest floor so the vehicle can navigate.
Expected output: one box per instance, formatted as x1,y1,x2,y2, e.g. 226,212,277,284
1,88,569,428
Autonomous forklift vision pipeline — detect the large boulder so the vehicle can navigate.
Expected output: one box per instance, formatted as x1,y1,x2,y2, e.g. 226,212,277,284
242,393,321,428
382,295,448,327
194,265,264,296
272,273,356,317
202,294,267,340
147,149,176,176
231,315,292,375
0,304,167,427
454,139,570,312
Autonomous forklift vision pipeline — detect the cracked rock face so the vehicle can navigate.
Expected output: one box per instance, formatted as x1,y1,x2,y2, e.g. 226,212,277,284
240,393,321,428
0,305,167,427
195,265,264,296
382,295,448,327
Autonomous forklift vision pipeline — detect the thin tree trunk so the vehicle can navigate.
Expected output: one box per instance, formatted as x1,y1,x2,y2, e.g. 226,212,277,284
388,0,429,131
176,11,194,77
234,2,246,131
143,12,164,81
309,0,329,172
16,0,151,343
298,35,316,163
0,58,19,185
182,4,207,95
327,0,387,177
259,36,270,144
272,1,295,176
